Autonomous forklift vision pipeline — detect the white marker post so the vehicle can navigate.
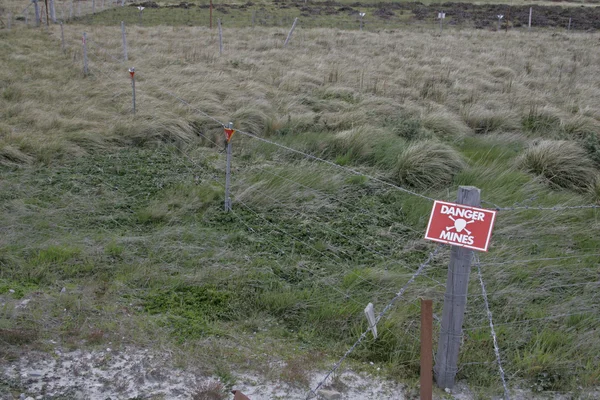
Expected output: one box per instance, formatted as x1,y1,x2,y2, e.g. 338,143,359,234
364,303,377,339
121,21,128,61
359,12,365,31
567,17,571,32
129,67,136,114
137,6,144,25
438,12,445,34
83,32,88,76
224,122,234,212
497,14,504,31
283,17,298,47
218,18,223,55
528,7,532,31
69,0,73,20
92,0,96,14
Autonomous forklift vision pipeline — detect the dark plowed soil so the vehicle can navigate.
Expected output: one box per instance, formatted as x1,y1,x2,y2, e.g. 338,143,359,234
130,1,600,31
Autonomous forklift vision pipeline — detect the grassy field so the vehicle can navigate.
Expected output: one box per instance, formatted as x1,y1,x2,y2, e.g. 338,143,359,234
1,8,600,399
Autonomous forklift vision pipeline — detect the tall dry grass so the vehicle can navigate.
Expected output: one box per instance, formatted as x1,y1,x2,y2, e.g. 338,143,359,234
2,23,599,179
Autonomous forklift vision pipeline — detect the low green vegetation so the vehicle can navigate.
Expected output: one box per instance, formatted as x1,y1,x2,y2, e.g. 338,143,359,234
1,13,599,398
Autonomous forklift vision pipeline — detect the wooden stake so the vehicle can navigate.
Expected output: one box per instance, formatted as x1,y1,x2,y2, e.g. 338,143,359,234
283,17,298,47
528,7,532,31
121,21,128,61
434,186,481,389
568,17,571,32
420,299,433,400
44,0,50,26
210,0,213,29
69,0,73,20
83,32,88,76
218,18,223,55
92,0,96,14
7,13,11,30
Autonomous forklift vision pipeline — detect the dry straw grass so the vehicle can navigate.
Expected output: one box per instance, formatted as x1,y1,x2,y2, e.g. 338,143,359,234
519,140,597,192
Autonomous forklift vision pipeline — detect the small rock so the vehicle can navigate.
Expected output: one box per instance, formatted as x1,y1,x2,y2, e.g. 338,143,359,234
60,287,66,293
28,371,43,377
106,348,111,352
9,289,15,294
19,394,25,400
445,388,451,393
318,389,341,400
25,397,34,400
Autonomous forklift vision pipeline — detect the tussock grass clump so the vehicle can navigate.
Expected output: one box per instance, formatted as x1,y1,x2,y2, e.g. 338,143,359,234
232,106,273,136
328,126,390,164
522,106,563,135
561,116,600,139
391,141,466,188
519,140,597,192
421,110,472,138
463,106,519,134
112,117,197,146
0,144,33,166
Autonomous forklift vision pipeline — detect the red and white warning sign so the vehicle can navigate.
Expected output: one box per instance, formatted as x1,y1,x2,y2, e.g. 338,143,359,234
424,201,497,252
224,127,235,143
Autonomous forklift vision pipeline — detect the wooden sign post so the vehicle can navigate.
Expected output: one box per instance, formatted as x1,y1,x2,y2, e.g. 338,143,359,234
424,186,497,389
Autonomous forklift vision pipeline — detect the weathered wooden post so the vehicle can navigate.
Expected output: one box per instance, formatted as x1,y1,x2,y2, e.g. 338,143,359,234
528,7,532,31
434,187,480,388
121,21,128,61
424,186,497,390
218,18,223,55
83,32,88,76
283,17,298,47
210,0,213,29
34,0,41,26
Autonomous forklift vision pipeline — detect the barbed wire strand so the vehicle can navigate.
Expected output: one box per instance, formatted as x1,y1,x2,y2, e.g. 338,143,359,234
305,245,441,399
475,254,510,400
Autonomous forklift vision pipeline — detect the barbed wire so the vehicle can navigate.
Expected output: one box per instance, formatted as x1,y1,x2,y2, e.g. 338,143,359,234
482,198,600,212
479,253,600,266
305,245,441,399
475,254,510,400
463,309,599,331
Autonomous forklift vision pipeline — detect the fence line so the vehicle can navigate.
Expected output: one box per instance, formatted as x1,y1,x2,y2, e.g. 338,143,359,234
463,309,599,331
53,27,600,214
306,246,441,399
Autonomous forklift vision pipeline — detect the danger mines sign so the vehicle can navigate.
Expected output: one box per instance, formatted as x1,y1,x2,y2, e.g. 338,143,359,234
424,201,497,252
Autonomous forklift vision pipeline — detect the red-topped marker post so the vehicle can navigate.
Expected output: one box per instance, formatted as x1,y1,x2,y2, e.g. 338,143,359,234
424,187,497,390
224,122,235,212
129,67,136,115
